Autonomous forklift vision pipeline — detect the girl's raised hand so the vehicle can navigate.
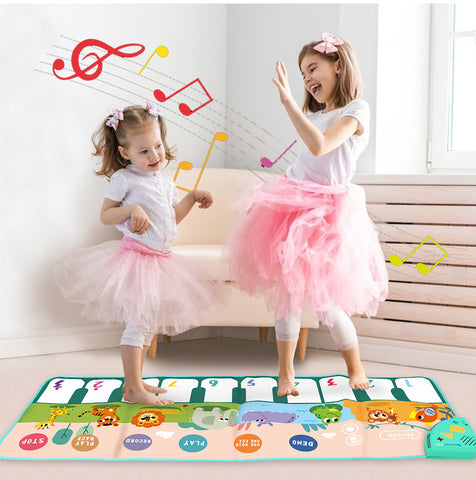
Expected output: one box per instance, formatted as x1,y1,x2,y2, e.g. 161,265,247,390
129,204,150,235
193,190,213,209
272,61,295,106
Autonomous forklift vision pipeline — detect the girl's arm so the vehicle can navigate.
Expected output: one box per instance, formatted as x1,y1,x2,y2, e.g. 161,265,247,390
174,190,213,224
100,198,150,235
273,61,361,156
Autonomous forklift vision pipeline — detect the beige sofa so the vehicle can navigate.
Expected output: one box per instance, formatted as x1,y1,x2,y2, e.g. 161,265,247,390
148,167,318,359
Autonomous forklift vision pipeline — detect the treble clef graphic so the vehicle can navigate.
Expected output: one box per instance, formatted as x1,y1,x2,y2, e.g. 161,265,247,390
52,39,145,81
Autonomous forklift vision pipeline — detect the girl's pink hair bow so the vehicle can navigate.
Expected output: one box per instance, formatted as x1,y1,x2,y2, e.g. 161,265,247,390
106,109,124,131
145,101,160,117
314,32,344,54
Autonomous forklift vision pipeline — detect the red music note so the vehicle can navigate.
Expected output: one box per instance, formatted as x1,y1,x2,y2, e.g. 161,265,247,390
52,39,145,81
154,78,213,116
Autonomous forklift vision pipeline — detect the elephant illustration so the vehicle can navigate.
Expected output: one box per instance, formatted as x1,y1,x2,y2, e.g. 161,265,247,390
191,407,238,430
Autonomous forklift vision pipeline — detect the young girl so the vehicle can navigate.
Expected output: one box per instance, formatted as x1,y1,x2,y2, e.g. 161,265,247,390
227,33,388,396
55,104,216,406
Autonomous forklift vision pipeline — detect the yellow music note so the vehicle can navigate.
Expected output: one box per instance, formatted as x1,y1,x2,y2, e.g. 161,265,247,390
138,45,169,74
174,132,228,192
388,235,448,274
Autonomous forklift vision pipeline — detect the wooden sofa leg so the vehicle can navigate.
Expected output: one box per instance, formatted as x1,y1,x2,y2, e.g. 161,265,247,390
259,327,269,343
163,334,171,344
148,334,158,359
297,328,309,361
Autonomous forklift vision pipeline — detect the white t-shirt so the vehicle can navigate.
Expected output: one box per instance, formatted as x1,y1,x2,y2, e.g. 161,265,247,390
105,164,179,252
286,99,370,185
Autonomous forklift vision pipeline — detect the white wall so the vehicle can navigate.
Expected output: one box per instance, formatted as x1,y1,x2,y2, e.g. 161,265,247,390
0,3,227,346
375,3,431,174
0,3,433,358
225,3,378,174
338,4,379,174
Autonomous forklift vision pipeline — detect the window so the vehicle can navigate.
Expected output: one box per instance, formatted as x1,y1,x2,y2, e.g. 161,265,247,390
429,4,476,171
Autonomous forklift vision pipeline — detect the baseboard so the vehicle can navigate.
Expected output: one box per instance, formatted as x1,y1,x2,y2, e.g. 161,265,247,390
0,326,120,359
307,329,476,375
221,327,476,375
0,325,221,359
2,326,475,375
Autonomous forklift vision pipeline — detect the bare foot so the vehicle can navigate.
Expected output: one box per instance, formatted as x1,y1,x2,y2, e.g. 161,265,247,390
277,376,300,397
123,386,174,405
143,381,168,395
348,363,370,390
123,383,168,396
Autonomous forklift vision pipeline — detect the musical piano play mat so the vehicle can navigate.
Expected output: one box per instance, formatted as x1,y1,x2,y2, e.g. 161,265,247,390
1,375,475,461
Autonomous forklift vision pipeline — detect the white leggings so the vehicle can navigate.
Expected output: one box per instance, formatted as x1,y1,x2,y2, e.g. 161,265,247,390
120,325,155,349
275,306,358,351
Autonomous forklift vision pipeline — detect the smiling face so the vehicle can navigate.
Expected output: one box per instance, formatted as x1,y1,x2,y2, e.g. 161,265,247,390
118,121,165,173
300,52,341,111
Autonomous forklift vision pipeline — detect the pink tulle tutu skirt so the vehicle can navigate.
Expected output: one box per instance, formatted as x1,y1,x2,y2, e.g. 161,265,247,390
54,236,217,336
226,175,388,325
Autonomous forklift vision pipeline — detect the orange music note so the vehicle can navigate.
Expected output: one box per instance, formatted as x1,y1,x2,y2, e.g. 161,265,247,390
138,45,169,74
388,235,448,274
175,132,228,191
173,160,193,184
154,78,213,116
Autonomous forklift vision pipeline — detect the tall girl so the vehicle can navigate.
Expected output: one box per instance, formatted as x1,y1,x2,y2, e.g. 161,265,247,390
55,104,216,405
228,33,388,396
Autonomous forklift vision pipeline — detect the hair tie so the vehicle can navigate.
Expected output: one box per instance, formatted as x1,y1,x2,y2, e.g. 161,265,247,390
145,101,160,117
105,109,124,131
314,32,344,54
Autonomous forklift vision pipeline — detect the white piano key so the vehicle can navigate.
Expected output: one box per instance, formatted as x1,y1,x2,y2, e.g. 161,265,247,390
366,378,397,400
287,378,322,403
82,379,123,403
395,377,441,403
319,376,356,402
202,378,238,402
241,377,277,402
159,378,199,402
37,378,85,404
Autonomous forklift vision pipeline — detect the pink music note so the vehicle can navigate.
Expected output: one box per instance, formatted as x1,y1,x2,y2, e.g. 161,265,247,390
260,140,297,168
153,78,213,116
52,39,145,81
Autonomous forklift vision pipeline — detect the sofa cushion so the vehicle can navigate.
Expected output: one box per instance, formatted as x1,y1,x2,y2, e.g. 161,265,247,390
172,244,230,281
168,167,274,245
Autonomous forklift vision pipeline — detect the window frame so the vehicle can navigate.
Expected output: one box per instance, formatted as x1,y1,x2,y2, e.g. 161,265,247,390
429,4,476,171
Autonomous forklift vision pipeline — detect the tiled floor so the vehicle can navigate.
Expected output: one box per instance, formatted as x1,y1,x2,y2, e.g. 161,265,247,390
1,338,475,479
